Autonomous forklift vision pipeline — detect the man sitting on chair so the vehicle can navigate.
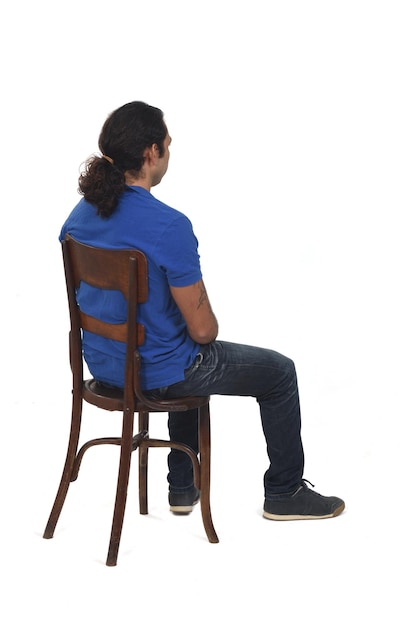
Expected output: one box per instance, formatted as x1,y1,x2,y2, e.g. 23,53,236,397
60,101,345,520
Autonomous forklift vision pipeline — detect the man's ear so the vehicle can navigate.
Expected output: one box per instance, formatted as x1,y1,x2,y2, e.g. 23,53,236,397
145,143,159,165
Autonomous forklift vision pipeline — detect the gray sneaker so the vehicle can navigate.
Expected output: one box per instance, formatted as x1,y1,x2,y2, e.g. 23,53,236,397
169,487,200,514
263,481,345,520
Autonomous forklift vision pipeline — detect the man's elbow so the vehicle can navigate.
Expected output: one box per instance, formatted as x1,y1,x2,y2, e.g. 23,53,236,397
189,320,219,344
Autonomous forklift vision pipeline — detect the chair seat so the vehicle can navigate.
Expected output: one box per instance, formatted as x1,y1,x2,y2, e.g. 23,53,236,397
83,379,210,413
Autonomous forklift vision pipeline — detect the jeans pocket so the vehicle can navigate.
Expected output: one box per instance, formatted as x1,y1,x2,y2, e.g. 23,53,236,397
184,352,203,376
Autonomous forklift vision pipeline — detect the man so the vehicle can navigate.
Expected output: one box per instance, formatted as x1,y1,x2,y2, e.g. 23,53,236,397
60,101,345,520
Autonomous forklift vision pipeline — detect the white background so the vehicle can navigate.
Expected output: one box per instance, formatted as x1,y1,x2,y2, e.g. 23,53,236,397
1,1,416,623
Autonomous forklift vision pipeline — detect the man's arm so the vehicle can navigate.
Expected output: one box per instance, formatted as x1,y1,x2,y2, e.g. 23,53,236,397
170,279,218,344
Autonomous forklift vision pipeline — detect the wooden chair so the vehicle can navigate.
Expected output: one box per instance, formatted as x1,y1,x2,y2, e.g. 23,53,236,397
43,234,218,566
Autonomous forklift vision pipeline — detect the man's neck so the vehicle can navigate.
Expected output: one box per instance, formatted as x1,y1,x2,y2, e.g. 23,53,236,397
125,172,151,191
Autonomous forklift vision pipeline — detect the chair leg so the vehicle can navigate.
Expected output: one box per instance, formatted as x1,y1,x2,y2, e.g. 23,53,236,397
43,395,82,539
199,403,219,544
138,411,149,514
106,408,135,567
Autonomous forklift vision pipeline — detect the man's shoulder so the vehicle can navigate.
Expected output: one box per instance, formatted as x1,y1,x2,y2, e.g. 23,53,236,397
124,187,188,220
150,193,189,224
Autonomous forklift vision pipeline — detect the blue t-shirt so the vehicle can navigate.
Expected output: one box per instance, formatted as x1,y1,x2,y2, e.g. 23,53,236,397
59,186,201,390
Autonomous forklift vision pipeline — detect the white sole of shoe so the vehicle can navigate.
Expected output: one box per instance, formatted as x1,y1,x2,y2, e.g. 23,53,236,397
170,497,200,514
263,502,345,521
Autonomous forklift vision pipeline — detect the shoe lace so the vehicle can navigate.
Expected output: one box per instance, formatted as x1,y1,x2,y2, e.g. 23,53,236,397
302,478,315,488
293,478,315,496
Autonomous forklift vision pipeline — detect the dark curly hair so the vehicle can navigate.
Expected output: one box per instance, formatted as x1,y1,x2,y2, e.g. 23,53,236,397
78,101,166,218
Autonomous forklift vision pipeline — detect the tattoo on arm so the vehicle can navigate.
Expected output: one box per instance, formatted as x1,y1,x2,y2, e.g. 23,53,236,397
197,283,210,310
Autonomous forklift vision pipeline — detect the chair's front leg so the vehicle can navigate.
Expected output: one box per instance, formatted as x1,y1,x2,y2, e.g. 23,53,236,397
198,403,219,544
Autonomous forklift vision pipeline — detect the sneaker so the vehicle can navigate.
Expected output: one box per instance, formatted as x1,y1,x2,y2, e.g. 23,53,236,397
169,486,200,514
263,480,345,520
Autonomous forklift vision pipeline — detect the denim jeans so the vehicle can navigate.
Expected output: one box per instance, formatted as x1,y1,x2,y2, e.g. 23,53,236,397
148,340,305,500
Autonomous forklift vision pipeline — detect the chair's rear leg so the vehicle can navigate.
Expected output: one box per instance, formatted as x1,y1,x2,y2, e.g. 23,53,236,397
199,403,219,544
138,411,149,514
106,409,135,567
43,398,82,539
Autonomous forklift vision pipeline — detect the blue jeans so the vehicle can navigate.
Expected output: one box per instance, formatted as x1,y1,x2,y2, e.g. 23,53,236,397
149,341,304,500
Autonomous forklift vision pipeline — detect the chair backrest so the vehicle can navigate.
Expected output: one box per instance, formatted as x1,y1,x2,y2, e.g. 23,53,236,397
62,234,148,391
